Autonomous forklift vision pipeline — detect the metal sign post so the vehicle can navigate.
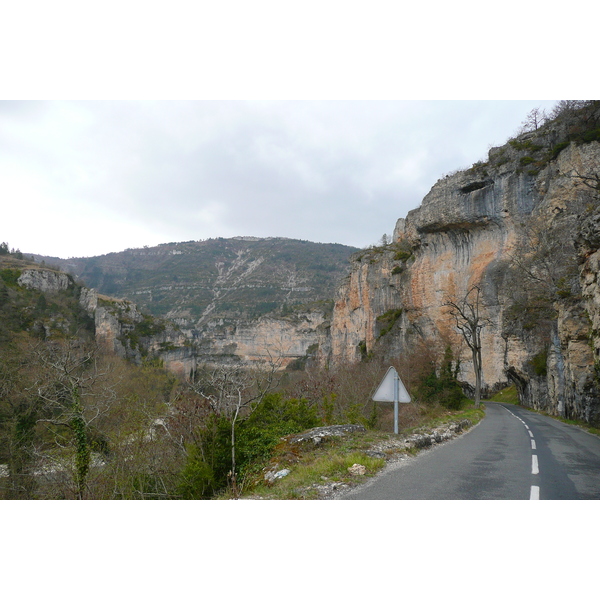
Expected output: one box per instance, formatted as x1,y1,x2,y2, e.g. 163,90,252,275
372,366,411,434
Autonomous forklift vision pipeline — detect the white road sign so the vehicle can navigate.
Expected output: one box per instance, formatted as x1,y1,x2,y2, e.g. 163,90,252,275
372,366,411,403
372,366,411,435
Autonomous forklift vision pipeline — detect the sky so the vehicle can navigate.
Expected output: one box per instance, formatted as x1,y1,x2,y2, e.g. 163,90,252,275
1,99,562,258
1,4,594,260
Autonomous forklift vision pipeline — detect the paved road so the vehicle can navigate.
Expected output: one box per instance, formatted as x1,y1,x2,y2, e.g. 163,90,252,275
343,402,600,500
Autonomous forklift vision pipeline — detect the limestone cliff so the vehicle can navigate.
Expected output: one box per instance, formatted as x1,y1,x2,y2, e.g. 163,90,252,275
17,268,74,293
324,102,600,425
15,265,190,374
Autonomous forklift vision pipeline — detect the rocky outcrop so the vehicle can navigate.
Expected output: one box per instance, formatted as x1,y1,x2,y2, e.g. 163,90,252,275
287,424,367,445
18,268,74,293
14,268,194,374
16,263,325,377
192,311,328,368
324,103,600,425
90,292,193,372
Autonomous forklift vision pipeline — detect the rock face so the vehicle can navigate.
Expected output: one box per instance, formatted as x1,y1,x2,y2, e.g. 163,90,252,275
324,102,600,425
15,268,193,375
18,268,74,293
193,311,328,369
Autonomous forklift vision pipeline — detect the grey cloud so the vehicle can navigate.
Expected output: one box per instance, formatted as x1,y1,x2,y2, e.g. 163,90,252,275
1,100,559,256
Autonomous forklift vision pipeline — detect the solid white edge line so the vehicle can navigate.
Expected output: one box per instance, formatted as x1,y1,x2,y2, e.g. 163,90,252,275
530,485,540,500
532,454,539,474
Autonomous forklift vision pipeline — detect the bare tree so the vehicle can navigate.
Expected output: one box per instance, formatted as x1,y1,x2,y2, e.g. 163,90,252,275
189,357,282,497
31,339,117,499
549,100,592,120
520,107,548,133
508,220,579,301
0,347,38,499
443,286,491,407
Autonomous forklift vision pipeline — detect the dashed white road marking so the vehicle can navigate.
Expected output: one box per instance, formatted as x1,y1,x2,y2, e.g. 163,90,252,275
501,405,541,499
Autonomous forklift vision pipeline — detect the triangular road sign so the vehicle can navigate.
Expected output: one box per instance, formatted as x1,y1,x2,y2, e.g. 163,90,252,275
372,366,411,403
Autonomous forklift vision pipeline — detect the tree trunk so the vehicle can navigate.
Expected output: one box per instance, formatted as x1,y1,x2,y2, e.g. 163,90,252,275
472,347,482,408
230,418,238,498
230,396,241,498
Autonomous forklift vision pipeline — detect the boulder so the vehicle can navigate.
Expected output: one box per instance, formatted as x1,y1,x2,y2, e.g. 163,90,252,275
348,464,366,476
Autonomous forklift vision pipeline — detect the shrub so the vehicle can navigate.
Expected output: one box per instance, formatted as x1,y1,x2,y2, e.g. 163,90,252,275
413,347,467,410
582,128,600,143
357,340,369,360
529,349,548,377
183,394,322,496
238,394,321,468
393,250,412,262
519,156,536,166
177,445,216,499
551,141,570,159
376,308,403,337
0,269,21,288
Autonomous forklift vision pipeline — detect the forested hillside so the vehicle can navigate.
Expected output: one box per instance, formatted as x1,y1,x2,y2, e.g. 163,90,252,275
39,237,358,323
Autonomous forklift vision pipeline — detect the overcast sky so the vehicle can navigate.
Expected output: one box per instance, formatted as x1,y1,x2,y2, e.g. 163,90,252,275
1,99,561,258
1,3,594,261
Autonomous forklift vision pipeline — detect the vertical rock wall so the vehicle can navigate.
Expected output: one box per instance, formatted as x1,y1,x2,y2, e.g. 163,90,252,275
323,120,600,424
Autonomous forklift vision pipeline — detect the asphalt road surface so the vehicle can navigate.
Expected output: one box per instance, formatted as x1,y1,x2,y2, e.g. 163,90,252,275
343,402,600,500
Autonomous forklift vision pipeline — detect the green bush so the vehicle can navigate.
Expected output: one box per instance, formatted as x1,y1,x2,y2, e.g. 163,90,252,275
238,394,321,468
509,139,543,152
134,315,166,337
393,250,412,262
376,308,403,337
357,340,368,360
529,349,548,377
0,269,21,288
582,128,600,143
177,445,216,499
551,141,570,159
519,156,536,166
183,394,322,496
414,347,467,410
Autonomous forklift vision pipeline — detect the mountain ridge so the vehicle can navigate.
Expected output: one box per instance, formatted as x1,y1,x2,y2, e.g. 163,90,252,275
32,236,360,370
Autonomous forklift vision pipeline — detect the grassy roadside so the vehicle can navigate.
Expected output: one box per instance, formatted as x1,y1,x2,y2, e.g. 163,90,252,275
486,385,519,405
234,402,486,500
